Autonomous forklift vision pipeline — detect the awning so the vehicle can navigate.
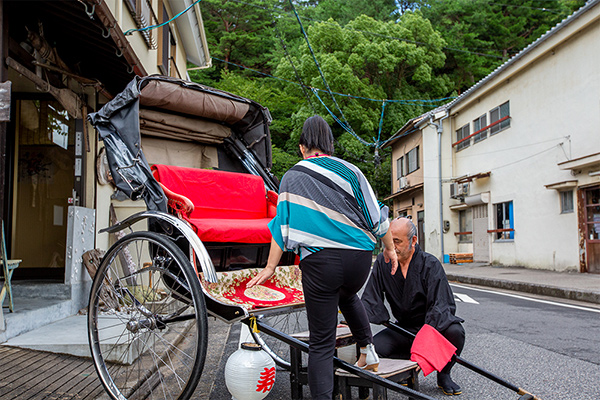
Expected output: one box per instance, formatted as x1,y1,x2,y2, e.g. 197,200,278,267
454,171,491,183
384,183,424,201
544,180,578,190
558,152,600,171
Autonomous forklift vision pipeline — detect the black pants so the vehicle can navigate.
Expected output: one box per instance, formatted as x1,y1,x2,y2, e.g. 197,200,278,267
300,248,373,400
373,322,465,374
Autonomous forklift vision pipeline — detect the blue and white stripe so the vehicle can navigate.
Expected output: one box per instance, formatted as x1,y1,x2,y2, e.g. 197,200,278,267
269,156,390,259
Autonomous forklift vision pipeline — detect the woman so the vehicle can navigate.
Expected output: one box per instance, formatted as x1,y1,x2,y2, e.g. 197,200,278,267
247,115,397,399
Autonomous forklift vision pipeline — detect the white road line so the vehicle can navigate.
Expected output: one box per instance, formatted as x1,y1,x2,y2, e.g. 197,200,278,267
450,283,600,313
454,293,479,304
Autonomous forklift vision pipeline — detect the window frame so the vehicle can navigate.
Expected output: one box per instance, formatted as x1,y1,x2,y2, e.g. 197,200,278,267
490,101,510,136
456,124,470,151
495,201,514,240
560,190,574,214
407,146,419,174
473,114,488,143
396,156,405,179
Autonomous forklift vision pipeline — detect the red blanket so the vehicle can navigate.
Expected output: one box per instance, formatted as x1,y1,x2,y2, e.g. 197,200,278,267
410,324,456,376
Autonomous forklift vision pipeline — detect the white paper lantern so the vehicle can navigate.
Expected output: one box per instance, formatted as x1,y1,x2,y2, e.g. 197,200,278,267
225,342,276,400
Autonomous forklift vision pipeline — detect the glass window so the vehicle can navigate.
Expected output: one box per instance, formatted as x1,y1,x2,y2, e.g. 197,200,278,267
459,209,473,243
490,101,510,135
407,146,419,174
456,124,470,151
473,114,488,143
396,156,404,179
495,201,514,240
560,191,574,214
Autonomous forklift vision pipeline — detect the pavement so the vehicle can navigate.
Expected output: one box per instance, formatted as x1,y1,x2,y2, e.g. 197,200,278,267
1,263,599,399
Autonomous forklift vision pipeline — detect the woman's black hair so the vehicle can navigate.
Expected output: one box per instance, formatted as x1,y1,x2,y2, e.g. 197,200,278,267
299,115,335,155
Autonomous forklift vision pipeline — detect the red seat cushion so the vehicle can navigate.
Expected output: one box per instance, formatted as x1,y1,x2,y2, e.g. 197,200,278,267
151,164,274,244
191,217,273,244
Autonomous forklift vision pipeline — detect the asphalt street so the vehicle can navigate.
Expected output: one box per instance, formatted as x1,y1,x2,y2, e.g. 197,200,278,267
204,283,600,400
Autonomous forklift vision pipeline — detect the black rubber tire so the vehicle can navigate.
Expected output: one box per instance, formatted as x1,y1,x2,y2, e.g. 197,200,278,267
88,231,208,400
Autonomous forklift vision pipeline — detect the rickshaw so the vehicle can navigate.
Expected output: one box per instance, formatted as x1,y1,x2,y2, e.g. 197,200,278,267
86,76,543,400
85,76,454,400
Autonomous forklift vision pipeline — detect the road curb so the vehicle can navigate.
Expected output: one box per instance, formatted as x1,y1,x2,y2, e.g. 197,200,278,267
446,274,600,305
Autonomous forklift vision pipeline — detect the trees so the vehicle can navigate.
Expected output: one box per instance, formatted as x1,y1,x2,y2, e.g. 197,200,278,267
272,11,448,196
190,0,587,197
419,0,586,93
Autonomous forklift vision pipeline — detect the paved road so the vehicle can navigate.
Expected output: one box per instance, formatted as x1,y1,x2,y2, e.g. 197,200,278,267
204,283,600,400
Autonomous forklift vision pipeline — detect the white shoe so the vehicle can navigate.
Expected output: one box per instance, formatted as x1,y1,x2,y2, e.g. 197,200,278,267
354,343,379,372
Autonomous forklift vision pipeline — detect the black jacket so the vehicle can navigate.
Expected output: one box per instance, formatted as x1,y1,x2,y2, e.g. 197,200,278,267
361,244,464,332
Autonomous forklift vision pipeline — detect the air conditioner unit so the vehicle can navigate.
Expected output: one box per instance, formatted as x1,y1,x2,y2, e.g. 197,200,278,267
399,176,408,190
450,182,459,198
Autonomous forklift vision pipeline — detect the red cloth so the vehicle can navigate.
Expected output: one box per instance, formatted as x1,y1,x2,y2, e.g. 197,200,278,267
410,324,456,376
152,164,275,243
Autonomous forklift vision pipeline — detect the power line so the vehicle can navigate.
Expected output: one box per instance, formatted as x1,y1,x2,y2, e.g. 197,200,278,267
211,57,454,105
124,0,203,36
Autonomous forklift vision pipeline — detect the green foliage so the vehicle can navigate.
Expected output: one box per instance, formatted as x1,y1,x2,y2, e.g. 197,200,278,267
275,12,448,151
418,0,587,93
189,0,587,202
271,146,301,181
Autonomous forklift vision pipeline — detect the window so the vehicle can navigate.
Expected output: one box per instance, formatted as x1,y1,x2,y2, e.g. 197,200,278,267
490,101,510,135
407,146,419,174
560,190,574,214
458,209,472,243
473,114,488,143
124,0,156,49
495,201,514,240
456,124,470,151
159,5,176,76
396,157,404,179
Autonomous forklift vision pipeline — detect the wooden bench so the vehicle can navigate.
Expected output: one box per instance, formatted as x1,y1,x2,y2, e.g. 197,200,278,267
335,358,420,400
449,252,473,264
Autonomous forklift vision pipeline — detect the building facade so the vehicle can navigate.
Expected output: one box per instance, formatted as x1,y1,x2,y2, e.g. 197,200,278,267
389,0,600,273
0,0,210,341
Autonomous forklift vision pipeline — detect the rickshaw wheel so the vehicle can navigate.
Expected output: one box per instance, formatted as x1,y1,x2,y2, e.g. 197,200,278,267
88,231,208,400
251,308,308,369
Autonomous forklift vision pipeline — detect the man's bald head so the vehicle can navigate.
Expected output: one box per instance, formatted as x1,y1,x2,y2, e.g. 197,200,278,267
390,217,417,244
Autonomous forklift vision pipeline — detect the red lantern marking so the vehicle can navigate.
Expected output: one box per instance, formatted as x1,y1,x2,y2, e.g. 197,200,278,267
256,367,276,393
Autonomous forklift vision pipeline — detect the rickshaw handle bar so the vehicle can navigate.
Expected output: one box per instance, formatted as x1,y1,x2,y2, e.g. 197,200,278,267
384,322,541,399
251,319,437,400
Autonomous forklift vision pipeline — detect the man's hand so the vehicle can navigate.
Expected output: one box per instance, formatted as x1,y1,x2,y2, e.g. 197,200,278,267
383,246,398,275
246,265,276,288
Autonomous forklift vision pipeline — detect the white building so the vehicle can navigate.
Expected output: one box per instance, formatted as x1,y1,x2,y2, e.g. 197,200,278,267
389,0,600,273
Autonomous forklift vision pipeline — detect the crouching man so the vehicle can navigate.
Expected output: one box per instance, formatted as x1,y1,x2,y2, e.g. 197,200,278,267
361,217,465,395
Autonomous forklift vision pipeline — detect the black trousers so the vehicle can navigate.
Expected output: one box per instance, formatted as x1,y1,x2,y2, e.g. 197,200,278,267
373,322,465,374
300,248,373,400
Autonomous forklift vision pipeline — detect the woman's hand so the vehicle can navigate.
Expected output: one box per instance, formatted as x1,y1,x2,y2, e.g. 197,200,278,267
247,238,285,288
246,265,276,288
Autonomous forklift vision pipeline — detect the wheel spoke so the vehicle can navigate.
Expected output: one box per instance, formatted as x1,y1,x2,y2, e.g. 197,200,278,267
88,232,207,400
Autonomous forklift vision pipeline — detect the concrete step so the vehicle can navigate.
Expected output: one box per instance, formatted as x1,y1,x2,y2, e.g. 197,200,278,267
11,280,71,299
4,314,92,358
1,296,73,342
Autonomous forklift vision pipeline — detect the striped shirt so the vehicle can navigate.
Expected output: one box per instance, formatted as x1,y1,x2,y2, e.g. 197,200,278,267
268,155,390,260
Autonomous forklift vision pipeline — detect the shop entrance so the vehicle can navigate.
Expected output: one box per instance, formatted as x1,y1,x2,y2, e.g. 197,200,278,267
11,99,77,280
582,187,600,274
